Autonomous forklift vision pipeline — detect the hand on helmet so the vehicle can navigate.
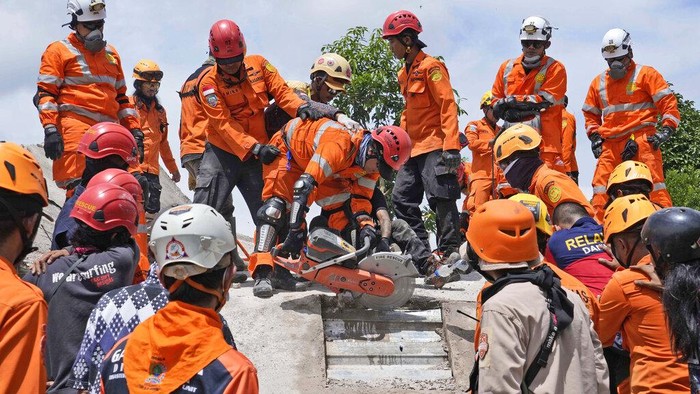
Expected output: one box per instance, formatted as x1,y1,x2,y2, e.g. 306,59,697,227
589,132,603,159
131,129,145,163
336,114,362,131
647,126,673,150
253,143,281,165
442,150,462,172
43,125,64,160
297,103,324,121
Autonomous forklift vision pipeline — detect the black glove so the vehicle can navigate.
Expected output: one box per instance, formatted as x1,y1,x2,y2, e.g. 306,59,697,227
493,97,551,121
589,132,603,159
459,211,470,233
131,129,145,163
297,103,324,121
280,225,307,256
621,137,639,161
567,171,579,185
375,237,391,253
442,150,461,172
458,133,468,148
43,125,63,160
359,225,378,250
253,143,281,165
647,126,674,150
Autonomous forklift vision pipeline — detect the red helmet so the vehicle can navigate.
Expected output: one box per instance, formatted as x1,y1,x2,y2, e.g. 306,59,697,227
86,168,144,212
382,10,422,38
70,183,138,235
77,122,138,164
209,19,246,62
371,125,411,179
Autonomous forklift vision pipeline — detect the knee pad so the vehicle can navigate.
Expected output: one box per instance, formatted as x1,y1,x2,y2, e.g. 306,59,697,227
254,197,287,252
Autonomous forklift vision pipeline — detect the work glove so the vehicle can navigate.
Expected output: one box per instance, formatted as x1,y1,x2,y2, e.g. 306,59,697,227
336,114,362,131
458,132,468,148
253,143,281,165
621,137,639,161
493,97,551,122
588,132,603,159
647,126,674,150
280,225,307,256
297,103,324,121
43,125,64,160
359,225,378,250
131,128,145,163
459,211,470,234
375,237,391,253
442,150,462,172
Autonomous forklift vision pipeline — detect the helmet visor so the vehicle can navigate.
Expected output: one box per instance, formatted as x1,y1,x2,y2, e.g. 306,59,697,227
324,76,346,92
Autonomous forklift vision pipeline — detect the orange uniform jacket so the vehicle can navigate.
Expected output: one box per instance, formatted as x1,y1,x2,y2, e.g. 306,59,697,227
529,164,594,218
178,64,213,160
128,96,177,175
465,118,499,179
198,55,304,160
398,51,461,157
492,54,567,156
597,255,690,393
0,256,48,393
561,109,579,172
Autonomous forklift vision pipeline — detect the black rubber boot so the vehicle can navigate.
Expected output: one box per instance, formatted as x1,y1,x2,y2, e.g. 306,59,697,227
271,266,310,291
252,266,273,298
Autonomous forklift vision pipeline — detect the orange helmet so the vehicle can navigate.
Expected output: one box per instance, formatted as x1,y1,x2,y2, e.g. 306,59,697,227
0,142,49,207
132,59,163,82
493,123,542,163
603,193,657,243
466,199,539,270
607,160,653,191
78,122,138,164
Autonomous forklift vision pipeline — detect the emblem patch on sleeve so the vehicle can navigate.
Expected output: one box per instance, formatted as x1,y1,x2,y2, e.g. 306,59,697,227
202,85,218,107
545,181,562,203
428,66,443,82
477,333,489,360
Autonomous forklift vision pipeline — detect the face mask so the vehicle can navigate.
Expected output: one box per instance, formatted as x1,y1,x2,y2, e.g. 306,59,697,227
522,55,542,69
609,60,627,80
84,29,107,53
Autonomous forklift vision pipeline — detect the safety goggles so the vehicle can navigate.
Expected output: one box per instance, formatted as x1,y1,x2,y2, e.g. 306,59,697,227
137,71,164,82
80,20,104,30
521,40,546,49
89,0,106,12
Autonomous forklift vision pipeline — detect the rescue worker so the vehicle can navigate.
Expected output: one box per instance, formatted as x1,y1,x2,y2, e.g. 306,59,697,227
605,160,656,217
194,19,321,233
265,53,361,136
599,194,690,392
493,123,593,218
50,122,138,250
381,10,462,269
129,59,180,218
250,120,411,298
491,16,567,172
641,207,700,393
546,202,614,296
562,95,579,183
466,199,608,393
100,204,259,393
464,90,501,215
0,142,49,393
583,28,677,219
35,0,143,195
24,183,140,393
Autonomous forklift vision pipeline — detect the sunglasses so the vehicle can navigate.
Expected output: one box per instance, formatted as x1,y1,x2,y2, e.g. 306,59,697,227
138,71,164,82
521,40,546,49
80,20,104,30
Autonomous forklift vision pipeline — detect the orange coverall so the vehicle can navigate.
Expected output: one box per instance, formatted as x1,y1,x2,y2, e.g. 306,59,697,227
178,64,214,161
529,164,594,219
399,51,461,156
250,118,378,271
492,54,567,172
128,96,177,176
464,118,501,214
35,32,139,189
597,255,690,393
562,109,579,173
583,61,678,222
0,256,48,393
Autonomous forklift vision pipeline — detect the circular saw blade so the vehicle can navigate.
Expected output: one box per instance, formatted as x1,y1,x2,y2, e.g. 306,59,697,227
353,252,418,310
356,276,415,310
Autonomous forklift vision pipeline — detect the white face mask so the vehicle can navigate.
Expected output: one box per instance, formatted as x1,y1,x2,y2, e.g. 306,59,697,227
608,60,627,80
84,29,106,52
522,55,542,69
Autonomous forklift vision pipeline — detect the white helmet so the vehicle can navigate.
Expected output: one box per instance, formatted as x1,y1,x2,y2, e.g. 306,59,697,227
601,28,632,59
310,53,352,83
149,204,235,281
67,0,106,22
520,16,553,41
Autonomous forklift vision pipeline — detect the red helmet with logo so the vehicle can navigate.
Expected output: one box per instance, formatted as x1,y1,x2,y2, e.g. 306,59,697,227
77,122,138,164
209,19,246,62
87,169,144,212
70,183,138,235
371,125,411,179
382,10,422,38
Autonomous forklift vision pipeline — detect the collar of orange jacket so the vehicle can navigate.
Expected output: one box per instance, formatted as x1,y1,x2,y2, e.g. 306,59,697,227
123,300,231,392
0,255,17,275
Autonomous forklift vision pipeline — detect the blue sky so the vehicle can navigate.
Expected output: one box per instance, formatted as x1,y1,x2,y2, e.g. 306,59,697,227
4,0,698,235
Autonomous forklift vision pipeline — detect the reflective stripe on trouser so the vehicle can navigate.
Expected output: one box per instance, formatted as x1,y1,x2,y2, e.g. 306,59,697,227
466,177,494,214
592,129,672,222
540,151,567,174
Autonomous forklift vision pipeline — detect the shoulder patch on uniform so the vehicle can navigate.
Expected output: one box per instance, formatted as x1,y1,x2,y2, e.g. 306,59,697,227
544,181,562,203
202,85,218,107
428,66,443,82
105,52,117,65
535,72,546,84
265,61,277,73
477,333,489,360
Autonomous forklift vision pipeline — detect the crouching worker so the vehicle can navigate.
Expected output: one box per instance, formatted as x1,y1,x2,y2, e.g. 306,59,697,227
466,199,608,393
100,204,258,393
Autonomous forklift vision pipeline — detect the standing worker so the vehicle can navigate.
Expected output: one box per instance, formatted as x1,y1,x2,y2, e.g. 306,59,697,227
129,59,180,218
0,142,50,393
561,95,579,183
491,16,567,172
382,10,463,270
34,0,143,196
583,28,677,219
194,19,321,231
